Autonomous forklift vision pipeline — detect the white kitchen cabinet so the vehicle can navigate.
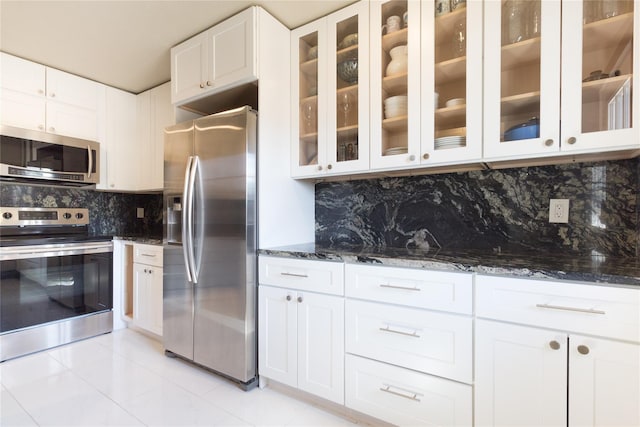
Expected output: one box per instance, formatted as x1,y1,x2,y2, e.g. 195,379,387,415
291,1,370,177
344,263,473,425
102,87,138,191
132,244,163,336
0,52,102,141
171,7,256,104
369,0,482,171
475,275,640,427
137,82,174,191
484,1,639,161
258,256,345,404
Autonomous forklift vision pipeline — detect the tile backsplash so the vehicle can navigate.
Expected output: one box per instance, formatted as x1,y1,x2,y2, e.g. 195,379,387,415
316,158,640,257
0,184,163,239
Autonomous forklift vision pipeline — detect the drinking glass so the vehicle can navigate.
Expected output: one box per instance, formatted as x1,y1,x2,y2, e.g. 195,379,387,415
339,92,352,127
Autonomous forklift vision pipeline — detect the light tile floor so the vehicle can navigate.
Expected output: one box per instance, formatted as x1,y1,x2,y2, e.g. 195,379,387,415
0,329,360,427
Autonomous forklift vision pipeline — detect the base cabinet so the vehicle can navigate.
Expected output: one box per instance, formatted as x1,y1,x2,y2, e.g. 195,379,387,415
345,354,472,426
130,244,163,336
258,284,344,404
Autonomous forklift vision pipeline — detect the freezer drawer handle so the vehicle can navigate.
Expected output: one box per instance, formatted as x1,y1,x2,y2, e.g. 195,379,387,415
379,325,421,338
281,272,309,278
536,303,605,315
379,283,420,291
379,384,422,402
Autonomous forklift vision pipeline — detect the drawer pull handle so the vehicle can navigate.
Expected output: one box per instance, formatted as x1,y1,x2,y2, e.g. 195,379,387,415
379,384,422,402
379,284,420,292
281,272,309,278
141,253,156,257
536,303,605,315
379,326,421,338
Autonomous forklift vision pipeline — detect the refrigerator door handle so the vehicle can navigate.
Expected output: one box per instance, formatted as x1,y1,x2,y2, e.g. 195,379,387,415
182,156,195,283
190,155,202,284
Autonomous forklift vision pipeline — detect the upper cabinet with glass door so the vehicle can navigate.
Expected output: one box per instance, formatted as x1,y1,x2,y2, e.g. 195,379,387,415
370,0,420,170
561,0,638,154
421,0,483,166
483,0,562,160
291,2,369,178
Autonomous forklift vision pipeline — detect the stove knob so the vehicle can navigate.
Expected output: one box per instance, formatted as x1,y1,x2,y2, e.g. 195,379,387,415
63,213,72,219
2,212,12,220
75,212,84,219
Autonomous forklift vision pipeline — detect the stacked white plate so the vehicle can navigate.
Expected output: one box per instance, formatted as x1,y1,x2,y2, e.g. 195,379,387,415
383,146,408,156
435,136,466,150
384,95,408,119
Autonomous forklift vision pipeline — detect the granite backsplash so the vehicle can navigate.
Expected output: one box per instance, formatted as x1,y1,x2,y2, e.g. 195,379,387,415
0,183,163,239
316,158,640,258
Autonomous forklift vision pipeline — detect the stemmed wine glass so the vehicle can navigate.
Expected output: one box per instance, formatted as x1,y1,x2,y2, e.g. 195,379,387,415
338,92,352,128
302,101,315,133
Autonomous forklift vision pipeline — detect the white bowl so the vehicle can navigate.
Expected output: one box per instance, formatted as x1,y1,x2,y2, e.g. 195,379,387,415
384,95,408,108
445,98,465,107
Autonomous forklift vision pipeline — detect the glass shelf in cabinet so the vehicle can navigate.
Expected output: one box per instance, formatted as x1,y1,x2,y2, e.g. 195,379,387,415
434,57,466,82
434,7,466,40
582,74,632,103
299,132,318,142
584,11,633,51
382,115,408,132
382,73,408,94
300,58,318,76
500,91,540,116
381,27,408,52
336,44,358,61
501,37,541,70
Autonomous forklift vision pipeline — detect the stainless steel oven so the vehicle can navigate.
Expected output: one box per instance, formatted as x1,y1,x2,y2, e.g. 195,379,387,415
0,207,113,361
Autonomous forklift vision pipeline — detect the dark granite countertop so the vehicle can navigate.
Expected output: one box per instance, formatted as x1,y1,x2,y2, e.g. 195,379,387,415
259,243,640,288
111,236,163,245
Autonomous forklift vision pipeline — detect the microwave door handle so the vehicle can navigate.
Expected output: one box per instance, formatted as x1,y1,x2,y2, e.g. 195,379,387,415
182,156,194,283
87,145,93,178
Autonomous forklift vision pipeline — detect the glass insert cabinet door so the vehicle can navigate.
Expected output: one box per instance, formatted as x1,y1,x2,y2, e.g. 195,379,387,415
290,2,369,178
561,0,638,153
483,0,562,160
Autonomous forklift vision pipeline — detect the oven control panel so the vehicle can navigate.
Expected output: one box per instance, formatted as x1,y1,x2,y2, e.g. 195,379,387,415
0,207,89,227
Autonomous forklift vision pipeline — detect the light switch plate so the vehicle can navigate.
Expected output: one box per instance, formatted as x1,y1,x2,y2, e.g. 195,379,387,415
549,199,569,223
136,207,144,219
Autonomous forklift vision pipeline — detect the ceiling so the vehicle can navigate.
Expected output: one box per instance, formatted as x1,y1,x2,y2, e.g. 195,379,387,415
0,0,354,94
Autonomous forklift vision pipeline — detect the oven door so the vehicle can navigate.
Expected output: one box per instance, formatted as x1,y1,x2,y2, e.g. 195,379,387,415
0,242,113,334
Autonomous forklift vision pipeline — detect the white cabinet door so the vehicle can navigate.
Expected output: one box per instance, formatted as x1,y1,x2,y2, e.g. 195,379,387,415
0,89,46,131
569,335,640,427
297,291,344,404
483,0,562,160
290,2,369,178
133,263,163,336
258,285,298,387
45,67,100,110
0,52,45,96
560,1,639,154
46,101,98,140
171,32,208,104
104,87,138,191
369,0,421,171
207,7,256,90
475,319,567,427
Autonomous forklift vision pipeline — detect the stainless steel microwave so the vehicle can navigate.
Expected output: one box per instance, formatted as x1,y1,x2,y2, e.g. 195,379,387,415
0,125,99,187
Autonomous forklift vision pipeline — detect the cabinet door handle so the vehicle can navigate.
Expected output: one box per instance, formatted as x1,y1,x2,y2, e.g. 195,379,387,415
327,164,333,170
423,153,430,160
409,154,416,161
199,83,205,88
379,325,421,338
549,340,561,350
567,136,577,145
545,139,554,147
536,303,605,315
280,272,308,278
141,253,156,258
206,81,212,86
144,268,148,273
286,295,292,301
379,283,420,292
379,384,422,402
317,165,323,171
577,345,590,355
297,296,303,303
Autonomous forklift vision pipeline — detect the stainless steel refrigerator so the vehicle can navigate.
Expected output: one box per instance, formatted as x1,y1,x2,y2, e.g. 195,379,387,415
163,106,257,390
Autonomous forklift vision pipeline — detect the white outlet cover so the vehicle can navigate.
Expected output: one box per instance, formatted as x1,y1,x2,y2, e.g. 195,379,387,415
549,199,569,223
136,207,144,219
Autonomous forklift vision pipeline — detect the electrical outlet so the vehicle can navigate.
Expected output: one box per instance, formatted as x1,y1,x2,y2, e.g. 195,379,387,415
136,207,144,219
549,199,569,223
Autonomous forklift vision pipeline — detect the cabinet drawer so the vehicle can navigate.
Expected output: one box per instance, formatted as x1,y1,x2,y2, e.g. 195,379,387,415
346,300,472,383
345,354,472,427
345,263,472,314
258,256,344,296
476,275,640,343
133,244,163,267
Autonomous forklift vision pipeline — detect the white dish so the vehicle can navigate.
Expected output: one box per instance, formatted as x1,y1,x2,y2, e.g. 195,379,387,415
445,98,465,108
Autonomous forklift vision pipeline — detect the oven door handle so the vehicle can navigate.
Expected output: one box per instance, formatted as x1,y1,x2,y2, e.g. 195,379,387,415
0,242,113,261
